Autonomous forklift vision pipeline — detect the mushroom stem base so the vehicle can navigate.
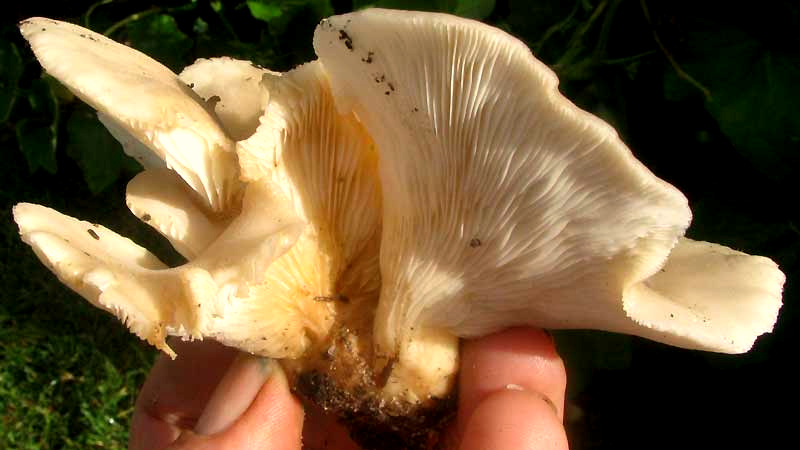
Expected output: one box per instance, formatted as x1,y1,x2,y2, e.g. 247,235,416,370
281,322,457,449
295,369,456,449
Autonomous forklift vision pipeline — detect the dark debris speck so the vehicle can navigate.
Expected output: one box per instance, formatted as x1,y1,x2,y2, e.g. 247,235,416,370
338,30,353,51
313,294,349,303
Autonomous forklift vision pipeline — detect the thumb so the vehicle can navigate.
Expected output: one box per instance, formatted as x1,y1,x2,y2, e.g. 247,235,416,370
168,354,304,450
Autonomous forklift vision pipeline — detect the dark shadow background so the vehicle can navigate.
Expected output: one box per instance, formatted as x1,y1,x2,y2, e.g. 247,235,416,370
1,0,797,448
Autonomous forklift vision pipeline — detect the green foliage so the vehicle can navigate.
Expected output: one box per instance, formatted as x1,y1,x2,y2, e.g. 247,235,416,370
16,119,58,174
247,0,334,34
66,105,141,194
666,29,800,187
246,0,284,21
16,79,59,174
354,0,495,19
452,0,496,19
126,14,192,72
0,41,22,123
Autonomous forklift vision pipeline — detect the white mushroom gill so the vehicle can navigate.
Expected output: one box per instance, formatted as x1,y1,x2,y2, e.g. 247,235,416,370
312,9,783,362
13,10,784,433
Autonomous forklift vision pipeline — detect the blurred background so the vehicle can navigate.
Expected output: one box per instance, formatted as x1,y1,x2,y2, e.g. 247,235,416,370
1,0,797,448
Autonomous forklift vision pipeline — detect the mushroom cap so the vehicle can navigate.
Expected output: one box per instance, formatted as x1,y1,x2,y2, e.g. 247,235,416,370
19,18,240,213
179,57,276,141
313,9,781,355
125,168,228,259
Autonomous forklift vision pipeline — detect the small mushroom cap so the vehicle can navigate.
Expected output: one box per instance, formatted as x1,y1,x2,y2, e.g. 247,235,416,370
179,57,276,141
125,168,228,259
314,9,782,355
19,18,240,213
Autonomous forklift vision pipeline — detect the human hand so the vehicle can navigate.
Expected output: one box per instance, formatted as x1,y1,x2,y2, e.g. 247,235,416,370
129,328,568,449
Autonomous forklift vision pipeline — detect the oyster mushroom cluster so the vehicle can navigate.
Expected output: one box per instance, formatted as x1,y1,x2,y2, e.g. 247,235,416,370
14,8,784,446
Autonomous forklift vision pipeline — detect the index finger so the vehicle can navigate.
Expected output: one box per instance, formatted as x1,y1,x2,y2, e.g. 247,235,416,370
448,327,568,449
129,339,238,450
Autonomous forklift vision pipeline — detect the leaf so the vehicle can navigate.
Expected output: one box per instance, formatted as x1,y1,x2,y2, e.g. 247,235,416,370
665,28,800,187
126,14,191,72
246,0,334,35
16,78,59,174
193,17,209,34
452,0,495,19
246,1,283,22
16,120,57,174
0,40,23,123
27,78,58,119
353,0,494,18
66,106,141,194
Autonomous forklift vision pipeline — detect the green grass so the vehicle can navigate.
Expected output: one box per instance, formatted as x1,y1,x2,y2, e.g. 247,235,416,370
0,313,150,448
0,149,155,449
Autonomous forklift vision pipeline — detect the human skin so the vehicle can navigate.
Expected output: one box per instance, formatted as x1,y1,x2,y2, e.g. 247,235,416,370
129,328,569,449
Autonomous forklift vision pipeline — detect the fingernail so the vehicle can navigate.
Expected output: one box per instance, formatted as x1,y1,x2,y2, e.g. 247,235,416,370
504,384,560,418
533,391,560,418
194,354,275,435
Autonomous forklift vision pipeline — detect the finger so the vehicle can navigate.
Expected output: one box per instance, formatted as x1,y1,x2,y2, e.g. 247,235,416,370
167,360,304,450
194,354,274,435
459,389,569,450
451,327,567,444
129,339,238,450
459,327,566,419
